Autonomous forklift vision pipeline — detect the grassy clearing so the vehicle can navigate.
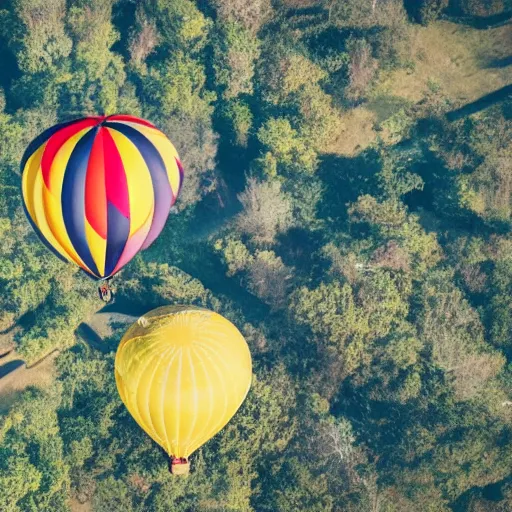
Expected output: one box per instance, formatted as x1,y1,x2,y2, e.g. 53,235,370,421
85,311,115,340
328,20,512,156
0,349,57,414
324,106,378,155
376,21,512,104
70,499,92,512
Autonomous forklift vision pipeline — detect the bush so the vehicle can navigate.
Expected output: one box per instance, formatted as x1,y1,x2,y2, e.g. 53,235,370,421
415,0,449,25
459,0,505,16
221,100,253,147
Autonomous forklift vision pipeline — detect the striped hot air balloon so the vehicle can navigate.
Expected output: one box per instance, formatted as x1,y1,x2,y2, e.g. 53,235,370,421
115,305,253,475
21,114,183,280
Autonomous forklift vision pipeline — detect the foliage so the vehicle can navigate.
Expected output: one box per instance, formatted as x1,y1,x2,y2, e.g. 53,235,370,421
414,0,449,25
213,22,261,99
210,0,272,33
0,1,511,510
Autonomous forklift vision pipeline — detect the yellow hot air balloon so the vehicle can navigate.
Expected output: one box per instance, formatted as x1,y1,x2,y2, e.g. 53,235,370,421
115,305,252,475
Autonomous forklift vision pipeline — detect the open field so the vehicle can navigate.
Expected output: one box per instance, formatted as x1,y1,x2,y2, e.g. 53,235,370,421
0,348,57,414
70,498,92,512
328,20,512,156
376,21,512,104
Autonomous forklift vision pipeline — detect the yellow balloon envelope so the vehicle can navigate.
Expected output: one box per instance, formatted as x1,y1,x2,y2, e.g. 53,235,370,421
115,305,252,473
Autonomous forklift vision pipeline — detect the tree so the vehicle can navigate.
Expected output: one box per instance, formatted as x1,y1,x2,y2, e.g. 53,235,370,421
258,48,327,106
292,84,343,150
349,195,407,228
210,0,272,33
488,258,512,349
140,0,211,54
128,6,159,67
221,99,253,147
0,0,72,107
246,250,292,310
413,0,449,25
418,270,505,400
457,151,512,224
158,113,218,208
92,477,134,512
62,0,127,115
459,0,506,16
213,22,260,99
257,118,318,175
0,456,42,512
327,0,375,28
236,178,293,244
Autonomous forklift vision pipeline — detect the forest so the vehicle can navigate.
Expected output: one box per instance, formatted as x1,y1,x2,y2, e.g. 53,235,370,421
0,0,511,510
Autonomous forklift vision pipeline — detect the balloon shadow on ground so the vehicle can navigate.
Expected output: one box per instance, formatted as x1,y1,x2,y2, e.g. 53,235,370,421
0,360,24,379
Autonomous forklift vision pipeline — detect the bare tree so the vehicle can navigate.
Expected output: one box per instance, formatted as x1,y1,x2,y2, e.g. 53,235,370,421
421,279,505,400
211,0,272,33
371,241,410,272
345,39,378,103
451,352,505,401
160,115,218,208
247,251,292,310
129,8,159,66
319,418,356,465
236,178,293,245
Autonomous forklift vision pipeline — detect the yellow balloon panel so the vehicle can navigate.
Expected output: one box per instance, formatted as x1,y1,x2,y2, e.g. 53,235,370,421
115,306,252,459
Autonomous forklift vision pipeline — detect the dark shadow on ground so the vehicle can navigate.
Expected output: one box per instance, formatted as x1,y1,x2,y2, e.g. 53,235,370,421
487,55,512,69
446,84,512,121
0,34,21,113
0,360,24,379
76,323,109,353
0,349,13,360
317,150,381,226
442,11,512,29
451,474,512,511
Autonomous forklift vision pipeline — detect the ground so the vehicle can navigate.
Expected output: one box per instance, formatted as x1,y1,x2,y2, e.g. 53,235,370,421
378,21,511,104
327,20,512,156
0,346,57,414
0,311,136,414
70,498,92,512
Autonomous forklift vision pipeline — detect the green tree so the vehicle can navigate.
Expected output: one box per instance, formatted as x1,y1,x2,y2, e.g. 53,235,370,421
0,456,42,512
213,22,260,99
65,0,126,115
257,118,318,175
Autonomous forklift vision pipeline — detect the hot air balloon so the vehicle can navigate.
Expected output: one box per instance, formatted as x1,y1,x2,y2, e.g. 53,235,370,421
21,114,183,302
115,305,252,475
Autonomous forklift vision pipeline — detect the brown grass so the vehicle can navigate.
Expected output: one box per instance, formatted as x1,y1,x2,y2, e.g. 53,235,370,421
327,20,512,156
376,21,512,104
324,106,377,156
69,498,92,512
0,349,57,414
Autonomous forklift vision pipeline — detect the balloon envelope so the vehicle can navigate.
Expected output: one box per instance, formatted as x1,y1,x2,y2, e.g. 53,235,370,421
21,114,183,279
115,306,252,459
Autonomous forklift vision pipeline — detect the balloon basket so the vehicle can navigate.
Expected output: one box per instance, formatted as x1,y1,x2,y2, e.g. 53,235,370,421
170,458,190,476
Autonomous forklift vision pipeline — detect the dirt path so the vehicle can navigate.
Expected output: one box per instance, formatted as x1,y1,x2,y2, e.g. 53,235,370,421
0,348,58,414
0,309,138,413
